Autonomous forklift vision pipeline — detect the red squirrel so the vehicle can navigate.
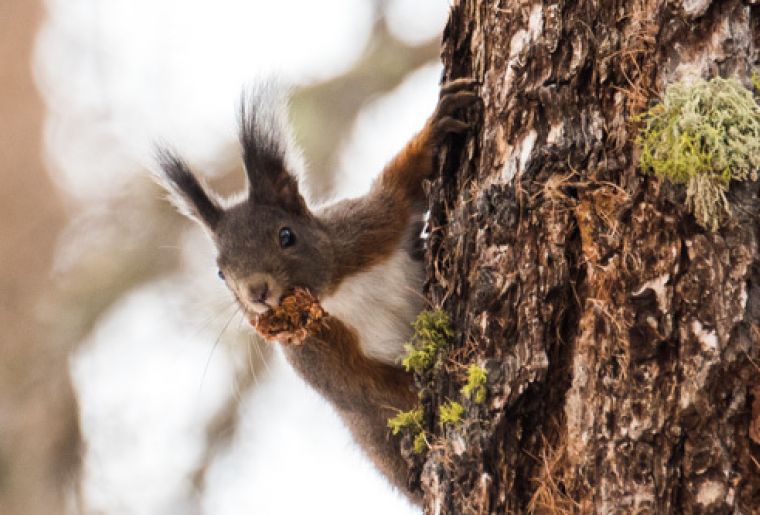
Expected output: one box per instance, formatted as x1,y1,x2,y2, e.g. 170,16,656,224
157,78,478,503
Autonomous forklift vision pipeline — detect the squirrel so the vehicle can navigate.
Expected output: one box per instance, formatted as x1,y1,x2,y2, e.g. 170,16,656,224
157,78,478,504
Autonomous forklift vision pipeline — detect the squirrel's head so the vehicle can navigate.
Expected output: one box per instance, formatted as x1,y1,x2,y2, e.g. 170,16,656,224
157,92,333,315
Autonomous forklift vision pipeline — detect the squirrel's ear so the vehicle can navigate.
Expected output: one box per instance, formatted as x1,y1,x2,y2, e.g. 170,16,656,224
239,89,308,215
155,148,223,230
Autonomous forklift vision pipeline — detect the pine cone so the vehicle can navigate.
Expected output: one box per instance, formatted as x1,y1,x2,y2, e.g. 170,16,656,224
254,288,327,345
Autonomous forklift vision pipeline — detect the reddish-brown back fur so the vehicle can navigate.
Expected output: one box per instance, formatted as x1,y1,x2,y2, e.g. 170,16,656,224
375,123,434,204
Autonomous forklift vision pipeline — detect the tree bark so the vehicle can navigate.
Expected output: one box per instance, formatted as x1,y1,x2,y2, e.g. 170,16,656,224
419,1,760,513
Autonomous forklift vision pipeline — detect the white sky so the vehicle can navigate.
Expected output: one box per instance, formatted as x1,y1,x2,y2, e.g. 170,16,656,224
35,0,448,513
35,0,375,200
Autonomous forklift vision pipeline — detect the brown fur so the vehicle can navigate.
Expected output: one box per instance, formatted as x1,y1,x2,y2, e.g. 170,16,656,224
376,123,435,203
321,110,461,290
320,189,414,291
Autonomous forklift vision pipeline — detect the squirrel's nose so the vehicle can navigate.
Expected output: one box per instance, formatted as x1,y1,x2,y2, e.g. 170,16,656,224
249,282,269,304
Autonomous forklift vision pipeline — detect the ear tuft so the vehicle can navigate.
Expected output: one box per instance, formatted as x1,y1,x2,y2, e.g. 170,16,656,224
239,86,289,183
154,147,223,229
239,84,308,214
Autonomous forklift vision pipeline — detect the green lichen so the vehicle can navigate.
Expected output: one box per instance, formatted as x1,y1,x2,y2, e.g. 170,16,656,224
387,408,427,454
401,309,454,373
439,401,464,427
387,408,422,435
412,432,428,454
461,364,488,404
637,77,760,230
752,70,760,92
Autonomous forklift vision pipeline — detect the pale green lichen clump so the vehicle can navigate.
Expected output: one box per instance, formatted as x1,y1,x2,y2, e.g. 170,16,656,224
387,408,427,453
439,401,464,427
387,310,455,454
637,77,760,230
461,364,488,404
387,408,422,435
402,309,454,373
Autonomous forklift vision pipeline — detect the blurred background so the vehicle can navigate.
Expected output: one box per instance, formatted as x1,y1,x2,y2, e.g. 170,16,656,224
0,0,448,513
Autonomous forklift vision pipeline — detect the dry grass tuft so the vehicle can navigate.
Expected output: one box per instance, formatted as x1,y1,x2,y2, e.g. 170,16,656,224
527,432,582,515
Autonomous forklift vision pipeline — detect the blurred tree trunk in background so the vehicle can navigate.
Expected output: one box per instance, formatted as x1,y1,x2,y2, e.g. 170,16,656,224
420,1,760,512
0,1,80,513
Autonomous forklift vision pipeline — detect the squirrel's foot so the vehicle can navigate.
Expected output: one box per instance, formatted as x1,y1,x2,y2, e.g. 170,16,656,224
254,288,327,345
430,78,481,143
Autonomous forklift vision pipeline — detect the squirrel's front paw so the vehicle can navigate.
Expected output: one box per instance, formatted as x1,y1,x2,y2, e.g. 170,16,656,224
253,288,327,345
431,78,481,143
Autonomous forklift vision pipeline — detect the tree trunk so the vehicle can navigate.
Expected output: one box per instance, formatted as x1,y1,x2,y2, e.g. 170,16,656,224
419,1,760,512
0,1,80,513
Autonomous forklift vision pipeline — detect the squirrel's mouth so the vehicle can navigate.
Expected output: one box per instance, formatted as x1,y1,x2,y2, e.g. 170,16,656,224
236,283,284,316
245,295,280,315
247,302,270,314
243,286,314,316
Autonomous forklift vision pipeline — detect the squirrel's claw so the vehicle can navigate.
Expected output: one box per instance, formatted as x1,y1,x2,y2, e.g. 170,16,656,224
439,77,481,97
434,116,471,137
436,90,480,118
431,78,481,142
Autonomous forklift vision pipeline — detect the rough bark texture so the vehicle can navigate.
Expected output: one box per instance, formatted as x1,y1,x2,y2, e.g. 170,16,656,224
419,1,760,513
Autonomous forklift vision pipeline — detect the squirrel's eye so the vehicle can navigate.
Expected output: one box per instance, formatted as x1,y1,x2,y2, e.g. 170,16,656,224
279,227,295,248
217,269,225,280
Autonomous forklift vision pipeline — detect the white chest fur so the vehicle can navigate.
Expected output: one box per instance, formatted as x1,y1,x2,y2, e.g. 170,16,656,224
321,247,425,365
